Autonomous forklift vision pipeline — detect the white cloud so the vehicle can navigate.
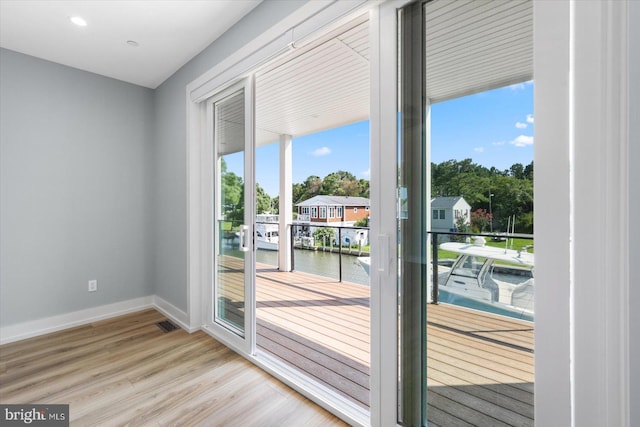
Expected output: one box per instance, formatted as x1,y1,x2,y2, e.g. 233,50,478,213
515,122,528,129
526,114,534,124
310,146,331,157
510,135,534,147
361,168,370,178
507,82,526,91
506,80,533,92
474,147,485,153
492,141,506,146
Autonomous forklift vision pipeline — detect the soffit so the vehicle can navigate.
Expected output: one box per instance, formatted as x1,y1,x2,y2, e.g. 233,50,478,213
249,0,532,147
425,0,533,103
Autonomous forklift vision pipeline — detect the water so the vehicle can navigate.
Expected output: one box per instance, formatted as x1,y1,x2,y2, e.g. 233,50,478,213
256,248,370,286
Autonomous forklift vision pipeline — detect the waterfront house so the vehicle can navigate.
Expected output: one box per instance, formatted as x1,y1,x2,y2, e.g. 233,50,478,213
296,195,370,226
431,196,471,232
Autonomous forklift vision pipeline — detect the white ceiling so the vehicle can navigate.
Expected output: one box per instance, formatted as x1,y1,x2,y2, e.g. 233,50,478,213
0,0,261,89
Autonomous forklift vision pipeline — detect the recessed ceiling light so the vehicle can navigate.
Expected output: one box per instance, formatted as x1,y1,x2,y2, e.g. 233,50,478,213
126,40,139,47
70,16,87,27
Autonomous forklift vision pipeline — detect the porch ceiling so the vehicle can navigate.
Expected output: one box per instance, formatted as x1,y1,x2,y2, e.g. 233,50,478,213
253,0,532,147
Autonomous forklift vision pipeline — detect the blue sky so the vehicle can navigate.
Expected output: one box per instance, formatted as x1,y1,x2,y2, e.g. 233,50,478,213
226,82,533,197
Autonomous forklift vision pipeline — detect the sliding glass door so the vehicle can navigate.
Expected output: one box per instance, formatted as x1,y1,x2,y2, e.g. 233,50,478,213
380,1,535,425
209,78,255,353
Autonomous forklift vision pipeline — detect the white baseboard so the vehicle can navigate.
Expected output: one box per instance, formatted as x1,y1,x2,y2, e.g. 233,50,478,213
0,296,154,345
0,295,199,345
153,295,198,333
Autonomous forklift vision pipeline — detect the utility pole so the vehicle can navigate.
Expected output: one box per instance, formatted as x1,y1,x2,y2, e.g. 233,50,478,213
489,193,494,232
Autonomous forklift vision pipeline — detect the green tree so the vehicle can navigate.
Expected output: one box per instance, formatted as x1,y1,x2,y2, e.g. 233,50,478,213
301,175,322,200
313,227,335,247
354,217,369,227
358,179,370,198
255,184,271,214
220,158,244,222
431,159,534,233
320,171,358,196
510,163,525,179
523,161,534,180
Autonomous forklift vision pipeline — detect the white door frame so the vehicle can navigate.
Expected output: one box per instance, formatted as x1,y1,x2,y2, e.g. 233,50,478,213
370,0,415,425
203,77,256,356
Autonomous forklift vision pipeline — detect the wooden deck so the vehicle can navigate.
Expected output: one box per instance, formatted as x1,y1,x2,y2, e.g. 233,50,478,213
247,261,534,426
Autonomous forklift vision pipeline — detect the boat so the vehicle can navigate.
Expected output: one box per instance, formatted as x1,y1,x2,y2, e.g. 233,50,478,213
356,237,534,321
255,214,279,251
357,257,370,275
437,237,534,320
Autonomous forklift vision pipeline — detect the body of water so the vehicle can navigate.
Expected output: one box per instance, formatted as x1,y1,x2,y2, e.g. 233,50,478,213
256,248,370,286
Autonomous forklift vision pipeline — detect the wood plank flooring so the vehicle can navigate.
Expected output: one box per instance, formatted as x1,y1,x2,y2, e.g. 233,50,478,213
0,309,347,427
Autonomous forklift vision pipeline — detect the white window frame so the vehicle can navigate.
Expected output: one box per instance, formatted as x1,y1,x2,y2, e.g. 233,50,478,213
311,207,318,218
319,206,327,219
337,206,343,219
329,206,335,218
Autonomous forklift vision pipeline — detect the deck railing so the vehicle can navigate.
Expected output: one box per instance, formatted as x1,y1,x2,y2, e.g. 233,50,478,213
289,223,369,282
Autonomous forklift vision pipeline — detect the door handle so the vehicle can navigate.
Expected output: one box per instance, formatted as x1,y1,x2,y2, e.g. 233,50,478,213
378,234,389,272
239,225,250,252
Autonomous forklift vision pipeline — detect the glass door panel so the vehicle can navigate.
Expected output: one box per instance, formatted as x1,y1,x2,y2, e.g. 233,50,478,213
213,87,252,337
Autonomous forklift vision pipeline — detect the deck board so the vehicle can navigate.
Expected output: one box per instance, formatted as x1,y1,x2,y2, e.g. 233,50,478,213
246,259,534,425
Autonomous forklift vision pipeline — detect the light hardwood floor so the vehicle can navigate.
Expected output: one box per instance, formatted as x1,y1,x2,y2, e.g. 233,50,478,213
0,309,347,427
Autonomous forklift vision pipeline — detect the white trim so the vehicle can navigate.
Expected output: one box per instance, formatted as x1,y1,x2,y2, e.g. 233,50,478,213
534,1,572,425
186,95,206,331
153,295,194,333
0,296,197,346
0,296,154,345
205,79,256,354
571,1,630,425
371,1,413,425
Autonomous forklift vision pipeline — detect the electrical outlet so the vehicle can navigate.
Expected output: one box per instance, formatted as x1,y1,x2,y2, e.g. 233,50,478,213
88,280,97,292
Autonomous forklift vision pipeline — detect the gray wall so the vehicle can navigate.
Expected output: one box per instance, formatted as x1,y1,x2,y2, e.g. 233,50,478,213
0,49,154,325
152,0,306,310
629,1,639,424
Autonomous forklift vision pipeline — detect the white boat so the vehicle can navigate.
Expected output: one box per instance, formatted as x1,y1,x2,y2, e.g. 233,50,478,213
357,257,370,275
356,237,534,321
255,214,279,251
438,237,534,320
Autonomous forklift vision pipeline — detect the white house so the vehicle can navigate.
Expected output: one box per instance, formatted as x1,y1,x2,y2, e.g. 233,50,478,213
430,196,471,233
